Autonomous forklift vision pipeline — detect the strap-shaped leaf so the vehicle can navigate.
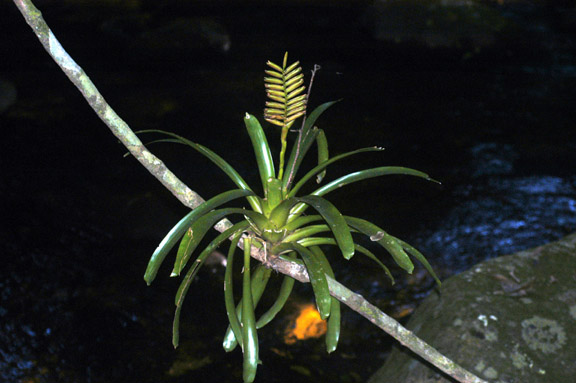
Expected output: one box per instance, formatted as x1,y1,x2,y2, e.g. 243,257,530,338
268,197,300,228
224,232,244,348
244,113,276,191
175,222,250,311
282,214,323,230
297,237,394,284
137,130,262,212
265,178,283,214
309,246,340,353
282,126,319,191
144,189,255,285
256,271,295,329
282,224,330,243
316,129,329,184
301,100,340,145
273,242,332,319
345,216,414,273
172,222,248,347
295,195,355,260
242,238,259,383
398,239,441,286
290,166,438,217
222,264,272,352
313,166,438,197
287,147,384,198
353,243,395,285
282,100,340,192
172,208,266,276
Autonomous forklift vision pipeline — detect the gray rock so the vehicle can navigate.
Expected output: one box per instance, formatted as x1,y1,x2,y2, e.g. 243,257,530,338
368,232,576,383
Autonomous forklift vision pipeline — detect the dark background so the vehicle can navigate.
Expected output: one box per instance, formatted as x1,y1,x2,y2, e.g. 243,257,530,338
1,0,575,382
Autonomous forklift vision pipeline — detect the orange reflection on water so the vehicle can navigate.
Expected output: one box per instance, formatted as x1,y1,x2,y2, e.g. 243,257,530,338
284,303,327,344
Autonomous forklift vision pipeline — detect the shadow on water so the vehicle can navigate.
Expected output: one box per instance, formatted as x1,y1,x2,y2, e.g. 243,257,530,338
1,1,575,382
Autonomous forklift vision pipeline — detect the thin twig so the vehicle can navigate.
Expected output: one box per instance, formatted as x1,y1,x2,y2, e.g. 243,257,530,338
284,63,321,190
11,2,487,382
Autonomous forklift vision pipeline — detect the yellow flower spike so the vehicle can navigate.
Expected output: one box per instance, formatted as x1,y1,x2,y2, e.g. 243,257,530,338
263,52,308,180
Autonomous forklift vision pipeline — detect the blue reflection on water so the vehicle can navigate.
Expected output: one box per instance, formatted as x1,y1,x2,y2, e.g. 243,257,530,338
418,143,576,273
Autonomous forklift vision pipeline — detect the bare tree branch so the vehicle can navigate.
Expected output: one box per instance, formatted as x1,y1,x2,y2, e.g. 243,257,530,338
12,1,487,382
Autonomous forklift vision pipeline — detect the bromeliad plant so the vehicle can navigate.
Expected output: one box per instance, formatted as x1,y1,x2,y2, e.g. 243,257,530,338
142,53,440,382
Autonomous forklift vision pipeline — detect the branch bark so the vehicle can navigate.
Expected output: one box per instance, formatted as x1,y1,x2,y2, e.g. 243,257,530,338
12,1,487,382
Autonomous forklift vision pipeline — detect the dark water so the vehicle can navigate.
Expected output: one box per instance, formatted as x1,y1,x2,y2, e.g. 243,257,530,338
1,1,575,382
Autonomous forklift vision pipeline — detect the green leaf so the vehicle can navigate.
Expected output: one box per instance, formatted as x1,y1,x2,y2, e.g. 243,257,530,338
282,100,340,192
315,129,329,184
282,215,323,230
224,232,244,347
398,239,441,286
302,100,340,140
353,244,395,285
172,222,248,347
172,255,209,348
282,127,319,192
345,217,414,273
287,147,383,198
295,196,355,260
244,114,276,191
295,237,341,247
265,177,283,214
301,238,394,283
137,130,262,212
290,166,437,217
272,242,332,319
281,100,340,192
172,208,264,276
144,189,255,285
282,224,331,243
222,263,272,352
268,197,300,228
256,272,295,329
242,238,259,383
309,246,340,353
297,237,395,284
313,166,438,197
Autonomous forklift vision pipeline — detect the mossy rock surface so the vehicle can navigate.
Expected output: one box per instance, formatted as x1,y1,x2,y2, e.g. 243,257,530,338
369,233,576,383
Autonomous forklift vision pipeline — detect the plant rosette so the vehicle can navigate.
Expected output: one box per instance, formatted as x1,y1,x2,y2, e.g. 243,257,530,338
141,53,441,383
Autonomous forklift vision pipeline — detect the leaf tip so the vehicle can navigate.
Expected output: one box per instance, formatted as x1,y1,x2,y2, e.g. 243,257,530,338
143,273,154,286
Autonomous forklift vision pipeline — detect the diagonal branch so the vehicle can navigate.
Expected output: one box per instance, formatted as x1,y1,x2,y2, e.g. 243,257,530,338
12,1,487,382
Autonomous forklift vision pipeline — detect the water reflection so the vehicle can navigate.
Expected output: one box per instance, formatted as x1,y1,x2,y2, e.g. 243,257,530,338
419,143,576,273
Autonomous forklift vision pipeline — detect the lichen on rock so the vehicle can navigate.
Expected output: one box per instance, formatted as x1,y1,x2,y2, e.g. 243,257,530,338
570,305,576,320
368,233,576,383
521,316,566,354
